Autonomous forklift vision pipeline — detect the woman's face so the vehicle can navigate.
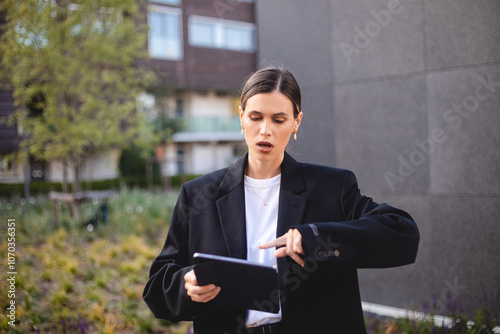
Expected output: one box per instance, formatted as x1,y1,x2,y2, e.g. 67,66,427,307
240,91,302,167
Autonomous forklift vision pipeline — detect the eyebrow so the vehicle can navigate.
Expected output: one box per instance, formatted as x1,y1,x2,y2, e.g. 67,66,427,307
247,111,290,117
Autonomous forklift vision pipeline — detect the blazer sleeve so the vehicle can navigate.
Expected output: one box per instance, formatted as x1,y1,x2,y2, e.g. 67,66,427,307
142,184,204,321
295,170,419,268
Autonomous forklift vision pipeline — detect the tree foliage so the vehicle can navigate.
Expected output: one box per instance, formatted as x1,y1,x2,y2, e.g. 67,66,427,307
0,0,156,191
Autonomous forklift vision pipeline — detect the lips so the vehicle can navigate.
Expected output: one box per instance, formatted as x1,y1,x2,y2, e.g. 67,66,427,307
256,141,273,153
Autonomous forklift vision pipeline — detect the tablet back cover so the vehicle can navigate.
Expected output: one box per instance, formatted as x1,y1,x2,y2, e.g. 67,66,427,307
193,253,279,313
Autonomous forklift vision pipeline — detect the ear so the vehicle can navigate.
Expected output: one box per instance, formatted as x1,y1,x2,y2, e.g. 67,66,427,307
239,106,244,122
294,111,303,131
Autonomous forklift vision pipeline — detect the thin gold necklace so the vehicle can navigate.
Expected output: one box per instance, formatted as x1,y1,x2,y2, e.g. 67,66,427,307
245,175,280,206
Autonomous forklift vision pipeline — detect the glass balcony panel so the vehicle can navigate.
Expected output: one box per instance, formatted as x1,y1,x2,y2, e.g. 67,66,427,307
179,117,241,133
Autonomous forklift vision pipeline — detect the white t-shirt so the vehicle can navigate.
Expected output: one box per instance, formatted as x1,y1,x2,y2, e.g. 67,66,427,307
244,174,282,327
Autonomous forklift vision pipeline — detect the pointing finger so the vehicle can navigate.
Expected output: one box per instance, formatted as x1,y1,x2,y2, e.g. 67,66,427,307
258,233,288,249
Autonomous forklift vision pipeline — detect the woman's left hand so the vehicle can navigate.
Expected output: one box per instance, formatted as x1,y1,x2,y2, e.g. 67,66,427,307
259,228,305,267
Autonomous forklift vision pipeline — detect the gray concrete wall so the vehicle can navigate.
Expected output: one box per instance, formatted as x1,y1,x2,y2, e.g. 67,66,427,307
256,0,500,318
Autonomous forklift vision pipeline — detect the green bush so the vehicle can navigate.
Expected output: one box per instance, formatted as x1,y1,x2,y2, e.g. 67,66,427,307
119,145,159,177
0,181,63,198
0,174,202,199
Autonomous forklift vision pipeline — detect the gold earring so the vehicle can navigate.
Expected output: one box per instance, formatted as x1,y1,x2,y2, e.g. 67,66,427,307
241,127,244,135
294,130,297,140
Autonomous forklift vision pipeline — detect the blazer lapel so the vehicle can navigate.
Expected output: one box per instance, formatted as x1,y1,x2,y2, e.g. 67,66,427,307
277,152,307,237
216,153,248,260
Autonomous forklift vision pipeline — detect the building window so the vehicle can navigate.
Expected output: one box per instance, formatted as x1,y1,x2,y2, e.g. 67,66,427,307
188,15,255,52
148,6,183,60
0,157,16,179
176,149,185,175
175,99,184,118
190,21,215,48
223,25,253,51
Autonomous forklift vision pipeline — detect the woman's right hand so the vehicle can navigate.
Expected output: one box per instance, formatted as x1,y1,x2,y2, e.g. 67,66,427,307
184,270,221,303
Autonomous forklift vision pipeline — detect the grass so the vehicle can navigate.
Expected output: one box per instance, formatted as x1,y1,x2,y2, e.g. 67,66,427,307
0,187,176,333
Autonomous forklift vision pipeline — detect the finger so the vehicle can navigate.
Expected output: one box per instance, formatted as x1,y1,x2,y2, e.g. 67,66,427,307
291,229,304,256
199,286,221,303
187,285,221,303
185,270,214,298
286,230,304,267
274,247,288,258
184,270,198,286
185,270,221,303
259,233,288,249
187,283,217,296
287,250,305,267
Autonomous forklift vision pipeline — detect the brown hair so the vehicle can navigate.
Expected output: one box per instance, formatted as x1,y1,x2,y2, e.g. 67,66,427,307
240,66,301,118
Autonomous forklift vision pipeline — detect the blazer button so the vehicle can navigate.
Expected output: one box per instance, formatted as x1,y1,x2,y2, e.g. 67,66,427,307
334,249,340,257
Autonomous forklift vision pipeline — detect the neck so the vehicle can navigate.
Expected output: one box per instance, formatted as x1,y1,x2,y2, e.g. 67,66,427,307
246,152,284,179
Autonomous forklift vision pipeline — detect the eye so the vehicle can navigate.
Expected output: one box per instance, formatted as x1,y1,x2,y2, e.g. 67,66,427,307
250,116,261,121
273,119,285,124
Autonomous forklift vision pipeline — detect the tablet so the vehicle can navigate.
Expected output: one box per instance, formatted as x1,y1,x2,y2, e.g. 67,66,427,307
193,252,280,313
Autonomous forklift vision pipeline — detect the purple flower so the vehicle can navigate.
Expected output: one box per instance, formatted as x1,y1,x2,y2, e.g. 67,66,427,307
432,296,438,310
422,301,430,314
60,316,67,333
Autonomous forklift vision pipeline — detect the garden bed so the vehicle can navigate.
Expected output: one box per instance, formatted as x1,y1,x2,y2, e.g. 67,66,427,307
0,189,497,333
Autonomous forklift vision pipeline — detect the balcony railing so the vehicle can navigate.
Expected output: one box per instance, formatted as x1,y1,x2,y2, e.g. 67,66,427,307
177,116,241,133
169,117,243,143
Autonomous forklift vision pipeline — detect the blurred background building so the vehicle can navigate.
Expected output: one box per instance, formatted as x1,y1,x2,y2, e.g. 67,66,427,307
1,0,499,320
143,0,254,176
0,0,254,182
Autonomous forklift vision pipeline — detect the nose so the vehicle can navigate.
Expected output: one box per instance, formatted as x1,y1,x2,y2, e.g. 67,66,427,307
260,121,271,136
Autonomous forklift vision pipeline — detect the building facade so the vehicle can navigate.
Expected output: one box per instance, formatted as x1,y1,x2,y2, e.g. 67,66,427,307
144,0,254,176
256,0,500,320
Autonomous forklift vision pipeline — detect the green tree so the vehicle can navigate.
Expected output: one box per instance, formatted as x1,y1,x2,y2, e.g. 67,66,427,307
0,0,155,193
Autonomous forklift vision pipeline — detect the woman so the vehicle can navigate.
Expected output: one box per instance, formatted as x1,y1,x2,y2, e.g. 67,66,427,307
143,66,419,333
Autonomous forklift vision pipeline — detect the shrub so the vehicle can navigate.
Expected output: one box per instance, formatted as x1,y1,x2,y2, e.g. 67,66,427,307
0,173,201,199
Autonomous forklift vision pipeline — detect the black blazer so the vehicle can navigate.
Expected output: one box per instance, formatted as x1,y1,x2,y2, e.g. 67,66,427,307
143,152,419,334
